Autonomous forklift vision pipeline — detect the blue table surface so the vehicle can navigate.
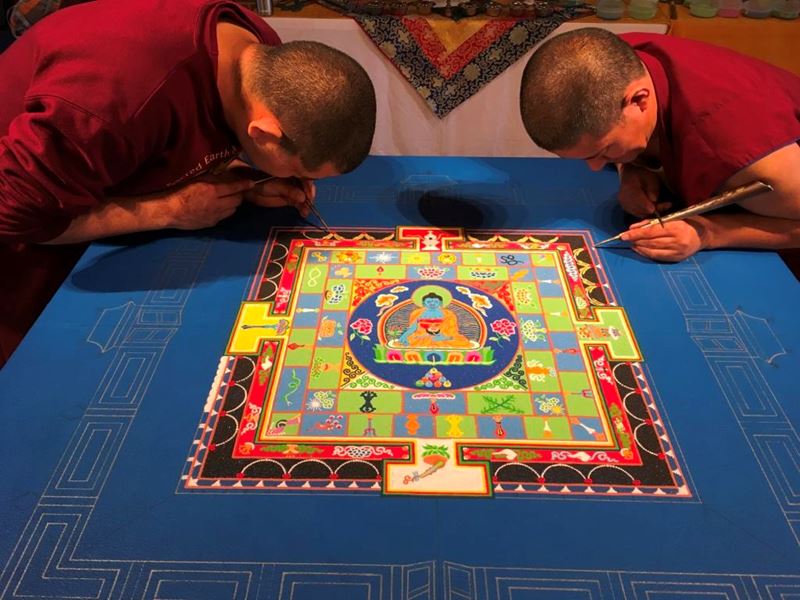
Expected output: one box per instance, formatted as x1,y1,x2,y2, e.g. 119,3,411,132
1,156,799,600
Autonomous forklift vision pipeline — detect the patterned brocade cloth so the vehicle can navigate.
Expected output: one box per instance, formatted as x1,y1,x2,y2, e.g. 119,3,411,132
328,6,593,117
7,0,592,117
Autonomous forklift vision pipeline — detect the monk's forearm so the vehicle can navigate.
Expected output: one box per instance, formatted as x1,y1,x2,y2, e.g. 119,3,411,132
699,213,800,250
45,195,172,244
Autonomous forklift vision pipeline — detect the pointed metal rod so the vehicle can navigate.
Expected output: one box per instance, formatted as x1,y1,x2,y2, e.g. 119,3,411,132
306,202,332,233
220,175,331,233
594,180,773,247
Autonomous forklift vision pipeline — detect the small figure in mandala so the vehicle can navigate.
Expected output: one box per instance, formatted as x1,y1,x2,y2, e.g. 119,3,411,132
397,292,472,348
421,231,440,251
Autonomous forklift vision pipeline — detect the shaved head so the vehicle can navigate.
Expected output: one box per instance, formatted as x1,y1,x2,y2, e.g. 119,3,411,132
520,28,645,151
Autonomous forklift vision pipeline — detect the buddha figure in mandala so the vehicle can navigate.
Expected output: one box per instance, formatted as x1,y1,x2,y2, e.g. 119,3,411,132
397,292,472,348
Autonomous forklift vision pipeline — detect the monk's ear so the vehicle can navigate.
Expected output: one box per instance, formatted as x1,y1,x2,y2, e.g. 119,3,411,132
627,87,651,113
247,110,283,146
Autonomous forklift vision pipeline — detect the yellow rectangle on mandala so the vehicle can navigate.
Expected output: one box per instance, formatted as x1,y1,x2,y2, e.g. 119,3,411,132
401,252,431,265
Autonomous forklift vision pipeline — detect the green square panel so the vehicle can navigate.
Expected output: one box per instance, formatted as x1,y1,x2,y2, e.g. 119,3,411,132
530,252,557,267
466,392,534,416
542,297,573,331
524,350,559,392
337,390,403,414
348,414,394,436
524,416,571,441
285,329,316,366
300,264,328,294
565,395,601,418
354,265,407,279
560,372,593,402
462,252,497,266
511,282,542,313
309,348,344,389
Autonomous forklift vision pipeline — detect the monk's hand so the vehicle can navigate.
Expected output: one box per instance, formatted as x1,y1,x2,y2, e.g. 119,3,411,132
617,165,671,218
246,178,315,218
162,178,254,230
620,218,708,262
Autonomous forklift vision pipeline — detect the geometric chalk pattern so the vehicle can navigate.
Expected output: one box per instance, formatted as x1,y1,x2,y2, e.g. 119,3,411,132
184,228,689,497
443,562,800,600
661,260,800,544
1,238,217,600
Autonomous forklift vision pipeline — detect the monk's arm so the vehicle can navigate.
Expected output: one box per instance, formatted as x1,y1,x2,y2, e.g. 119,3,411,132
698,142,800,250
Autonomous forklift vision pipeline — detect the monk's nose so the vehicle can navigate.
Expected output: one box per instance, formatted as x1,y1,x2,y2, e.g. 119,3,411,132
585,158,607,171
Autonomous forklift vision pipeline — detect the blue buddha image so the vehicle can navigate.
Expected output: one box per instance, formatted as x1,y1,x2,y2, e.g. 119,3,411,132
396,292,472,348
